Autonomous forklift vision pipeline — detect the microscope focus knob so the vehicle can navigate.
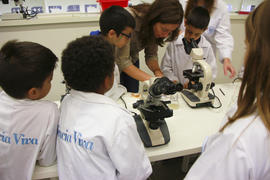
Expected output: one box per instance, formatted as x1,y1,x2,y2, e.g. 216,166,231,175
133,100,144,109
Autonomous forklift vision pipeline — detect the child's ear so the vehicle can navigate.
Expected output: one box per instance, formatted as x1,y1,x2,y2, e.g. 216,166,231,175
104,74,114,93
107,29,117,39
27,88,40,100
184,18,187,27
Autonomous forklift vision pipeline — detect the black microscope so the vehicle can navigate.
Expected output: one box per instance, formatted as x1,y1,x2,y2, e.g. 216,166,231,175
133,77,183,147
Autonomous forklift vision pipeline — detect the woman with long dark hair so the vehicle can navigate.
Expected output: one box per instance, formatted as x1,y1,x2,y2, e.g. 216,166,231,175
116,0,183,92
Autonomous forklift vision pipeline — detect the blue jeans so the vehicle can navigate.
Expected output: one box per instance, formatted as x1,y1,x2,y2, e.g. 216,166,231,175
120,60,139,93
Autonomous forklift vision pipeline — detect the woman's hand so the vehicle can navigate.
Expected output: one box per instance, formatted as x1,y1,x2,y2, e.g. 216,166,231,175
154,69,163,77
146,59,163,78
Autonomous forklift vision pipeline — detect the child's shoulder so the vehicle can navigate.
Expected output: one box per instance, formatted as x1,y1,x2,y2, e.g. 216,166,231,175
31,100,59,125
200,35,212,48
31,99,59,114
105,102,133,120
34,99,58,107
221,112,268,154
98,101,135,127
176,32,185,43
0,91,58,111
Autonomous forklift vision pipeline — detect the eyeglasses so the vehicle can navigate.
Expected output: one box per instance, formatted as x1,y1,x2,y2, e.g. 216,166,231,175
120,32,131,39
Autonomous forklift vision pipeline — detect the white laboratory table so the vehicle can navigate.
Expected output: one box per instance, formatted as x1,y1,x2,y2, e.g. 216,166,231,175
121,82,240,162
32,82,241,180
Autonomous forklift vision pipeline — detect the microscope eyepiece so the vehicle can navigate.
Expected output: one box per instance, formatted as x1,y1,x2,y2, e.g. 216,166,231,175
175,83,183,91
149,77,183,97
182,38,199,55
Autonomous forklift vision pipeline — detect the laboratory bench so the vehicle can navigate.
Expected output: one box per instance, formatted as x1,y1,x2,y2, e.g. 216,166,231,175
32,82,241,180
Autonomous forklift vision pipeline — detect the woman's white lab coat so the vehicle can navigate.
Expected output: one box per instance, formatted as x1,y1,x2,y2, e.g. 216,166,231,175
161,32,217,84
57,90,152,180
185,105,270,180
180,0,234,62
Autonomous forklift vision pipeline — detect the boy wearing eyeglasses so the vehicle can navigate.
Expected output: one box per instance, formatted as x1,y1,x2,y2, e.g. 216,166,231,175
90,5,135,101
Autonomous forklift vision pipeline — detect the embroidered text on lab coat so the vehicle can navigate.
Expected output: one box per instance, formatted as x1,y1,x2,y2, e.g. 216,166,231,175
57,126,94,151
0,131,38,145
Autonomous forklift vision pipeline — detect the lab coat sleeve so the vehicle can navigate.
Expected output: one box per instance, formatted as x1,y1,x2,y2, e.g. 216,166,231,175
109,117,152,180
214,7,234,62
161,43,179,82
206,46,217,80
184,133,252,180
37,103,59,166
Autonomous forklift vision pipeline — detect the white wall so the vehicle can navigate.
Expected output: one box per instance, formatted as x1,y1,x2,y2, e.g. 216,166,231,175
0,21,99,101
0,0,263,14
224,0,263,12
0,0,144,15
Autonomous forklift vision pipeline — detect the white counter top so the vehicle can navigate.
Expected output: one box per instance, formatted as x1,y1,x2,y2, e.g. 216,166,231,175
230,13,248,20
0,12,247,27
0,13,100,27
32,82,240,179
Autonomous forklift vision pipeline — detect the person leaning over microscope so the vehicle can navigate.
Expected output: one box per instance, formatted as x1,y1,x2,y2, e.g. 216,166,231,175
90,5,135,101
161,6,217,88
180,0,236,78
117,0,184,93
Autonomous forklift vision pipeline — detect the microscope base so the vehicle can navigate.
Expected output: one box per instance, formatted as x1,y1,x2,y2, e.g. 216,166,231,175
181,89,214,108
133,114,170,147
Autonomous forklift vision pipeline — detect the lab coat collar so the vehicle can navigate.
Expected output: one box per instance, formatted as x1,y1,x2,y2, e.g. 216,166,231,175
0,90,37,105
175,32,208,48
69,89,131,114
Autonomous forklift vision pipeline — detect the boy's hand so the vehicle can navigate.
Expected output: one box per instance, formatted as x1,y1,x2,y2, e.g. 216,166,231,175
223,58,236,78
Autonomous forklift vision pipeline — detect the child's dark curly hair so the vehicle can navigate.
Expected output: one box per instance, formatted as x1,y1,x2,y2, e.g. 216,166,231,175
61,36,114,92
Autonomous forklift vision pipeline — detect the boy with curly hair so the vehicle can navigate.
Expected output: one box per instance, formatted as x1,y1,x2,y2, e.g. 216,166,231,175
57,36,152,180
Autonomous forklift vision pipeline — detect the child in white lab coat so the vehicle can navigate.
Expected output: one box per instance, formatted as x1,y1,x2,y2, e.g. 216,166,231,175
57,36,152,180
180,0,236,78
90,5,136,101
185,1,270,179
0,40,59,180
161,6,217,87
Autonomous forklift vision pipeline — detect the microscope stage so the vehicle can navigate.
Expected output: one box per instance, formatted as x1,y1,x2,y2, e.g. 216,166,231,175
181,89,214,108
